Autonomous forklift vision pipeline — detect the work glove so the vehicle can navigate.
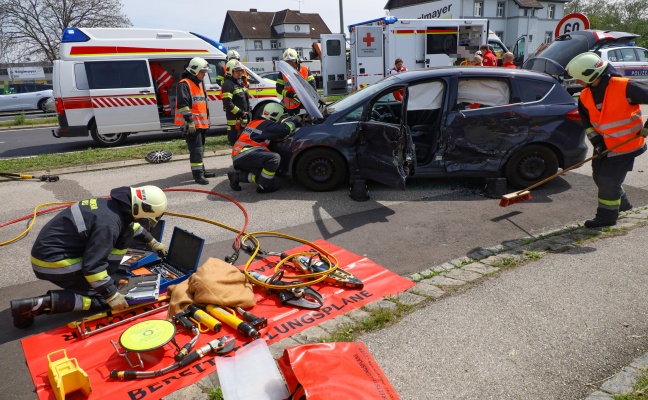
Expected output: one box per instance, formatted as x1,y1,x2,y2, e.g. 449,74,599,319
593,144,607,156
148,238,168,256
639,127,648,137
284,90,295,99
185,121,196,135
106,292,129,310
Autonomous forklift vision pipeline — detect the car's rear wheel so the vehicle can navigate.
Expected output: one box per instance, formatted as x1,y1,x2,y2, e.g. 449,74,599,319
90,121,128,147
38,99,48,113
295,148,347,192
505,144,558,189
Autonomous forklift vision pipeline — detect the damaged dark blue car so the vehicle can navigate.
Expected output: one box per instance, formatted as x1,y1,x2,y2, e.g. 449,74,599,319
272,62,587,193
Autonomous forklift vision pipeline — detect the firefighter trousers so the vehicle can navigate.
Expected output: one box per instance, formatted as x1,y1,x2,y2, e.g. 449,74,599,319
591,153,635,222
232,149,281,189
185,128,207,179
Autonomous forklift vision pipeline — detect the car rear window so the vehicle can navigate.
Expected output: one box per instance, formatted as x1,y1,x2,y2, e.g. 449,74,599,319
535,34,590,67
517,78,554,102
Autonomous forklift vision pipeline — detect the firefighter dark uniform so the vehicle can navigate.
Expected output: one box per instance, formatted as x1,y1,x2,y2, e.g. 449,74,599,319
222,67,251,145
174,68,212,184
149,61,174,116
10,186,168,328
578,73,648,227
217,64,248,88
276,64,316,115
227,106,298,193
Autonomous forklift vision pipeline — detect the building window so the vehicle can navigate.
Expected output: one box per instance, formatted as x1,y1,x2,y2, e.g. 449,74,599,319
496,31,504,41
548,4,556,19
254,40,263,50
544,31,553,43
296,48,304,58
497,2,505,17
256,57,264,62
272,56,280,61
524,8,536,17
474,1,483,17
270,40,278,49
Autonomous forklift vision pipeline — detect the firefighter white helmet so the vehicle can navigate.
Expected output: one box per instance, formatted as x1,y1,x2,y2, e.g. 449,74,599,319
262,102,285,123
130,185,167,224
186,57,210,76
226,59,244,76
283,48,299,62
226,50,240,61
565,52,608,84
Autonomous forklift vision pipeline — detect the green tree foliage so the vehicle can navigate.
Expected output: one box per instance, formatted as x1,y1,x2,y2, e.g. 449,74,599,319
566,0,648,47
0,0,131,62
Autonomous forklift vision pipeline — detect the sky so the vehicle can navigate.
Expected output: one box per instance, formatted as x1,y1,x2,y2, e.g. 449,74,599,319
121,0,390,40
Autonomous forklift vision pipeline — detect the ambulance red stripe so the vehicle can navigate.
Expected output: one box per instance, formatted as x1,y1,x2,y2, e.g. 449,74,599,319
69,46,209,56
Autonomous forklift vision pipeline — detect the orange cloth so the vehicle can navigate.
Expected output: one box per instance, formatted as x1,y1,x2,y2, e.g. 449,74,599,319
149,62,174,115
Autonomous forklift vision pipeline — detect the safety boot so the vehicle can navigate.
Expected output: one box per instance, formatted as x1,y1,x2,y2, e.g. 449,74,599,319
203,168,216,178
256,184,281,194
584,217,617,229
10,295,52,329
192,171,209,185
619,200,633,212
227,171,241,191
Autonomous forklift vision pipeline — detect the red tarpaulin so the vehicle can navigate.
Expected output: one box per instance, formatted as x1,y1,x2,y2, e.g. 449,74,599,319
22,240,414,400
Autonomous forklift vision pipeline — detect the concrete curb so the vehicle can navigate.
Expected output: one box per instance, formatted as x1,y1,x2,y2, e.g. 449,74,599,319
0,123,56,131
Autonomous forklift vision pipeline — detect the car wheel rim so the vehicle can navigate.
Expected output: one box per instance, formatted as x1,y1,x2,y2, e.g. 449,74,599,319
517,154,546,180
307,157,334,183
99,133,123,144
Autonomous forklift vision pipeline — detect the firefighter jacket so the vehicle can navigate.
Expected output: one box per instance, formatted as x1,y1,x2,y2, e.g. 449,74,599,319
231,118,296,160
30,187,144,299
149,61,174,114
276,65,315,110
174,74,209,129
221,75,250,125
580,77,645,156
217,64,249,88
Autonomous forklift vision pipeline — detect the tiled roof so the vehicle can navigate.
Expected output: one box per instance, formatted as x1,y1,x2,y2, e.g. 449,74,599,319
224,9,331,40
513,0,544,9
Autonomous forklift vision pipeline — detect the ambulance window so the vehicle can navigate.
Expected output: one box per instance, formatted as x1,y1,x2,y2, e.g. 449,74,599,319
207,63,219,84
74,63,89,90
85,60,151,89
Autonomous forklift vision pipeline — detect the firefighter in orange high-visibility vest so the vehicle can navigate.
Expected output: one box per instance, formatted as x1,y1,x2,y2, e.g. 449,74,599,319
276,48,316,115
566,52,648,228
149,61,174,116
174,57,214,185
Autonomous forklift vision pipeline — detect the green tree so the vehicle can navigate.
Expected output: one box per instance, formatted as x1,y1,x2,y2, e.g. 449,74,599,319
0,0,131,63
566,0,648,48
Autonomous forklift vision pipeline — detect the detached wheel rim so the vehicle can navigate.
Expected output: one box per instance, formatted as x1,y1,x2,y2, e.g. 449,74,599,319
517,154,546,180
307,157,335,183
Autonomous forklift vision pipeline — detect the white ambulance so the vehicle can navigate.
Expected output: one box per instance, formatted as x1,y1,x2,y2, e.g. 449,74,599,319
348,16,489,90
52,28,281,147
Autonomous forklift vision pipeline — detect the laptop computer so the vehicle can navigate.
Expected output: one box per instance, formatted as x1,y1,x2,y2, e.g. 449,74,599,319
152,226,205,289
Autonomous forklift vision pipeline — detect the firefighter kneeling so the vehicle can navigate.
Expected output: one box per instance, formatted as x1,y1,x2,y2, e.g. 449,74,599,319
227,103,300,194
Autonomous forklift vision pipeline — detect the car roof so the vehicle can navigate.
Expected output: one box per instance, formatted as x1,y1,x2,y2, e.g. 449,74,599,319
390,66,558,83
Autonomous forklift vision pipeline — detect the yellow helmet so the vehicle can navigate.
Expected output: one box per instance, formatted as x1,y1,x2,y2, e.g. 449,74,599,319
283,48,299,62
226,50,240,61
262,102,285,122
226,59,244,76
130,185,167,225
565,52,608,84
186,57,209,76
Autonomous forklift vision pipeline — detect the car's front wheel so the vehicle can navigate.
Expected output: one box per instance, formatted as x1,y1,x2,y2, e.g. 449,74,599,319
505,144,558,189
90,121,128,147
295,148,348,192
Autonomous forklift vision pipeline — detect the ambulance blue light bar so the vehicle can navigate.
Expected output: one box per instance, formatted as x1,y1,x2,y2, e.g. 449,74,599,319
348,16,398,32
190,32,227,54
61,27,90,42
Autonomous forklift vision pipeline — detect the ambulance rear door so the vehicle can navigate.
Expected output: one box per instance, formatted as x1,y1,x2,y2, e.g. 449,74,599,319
205,59,226,126
424,26,458,67
84,60,160,134
353,25,385,89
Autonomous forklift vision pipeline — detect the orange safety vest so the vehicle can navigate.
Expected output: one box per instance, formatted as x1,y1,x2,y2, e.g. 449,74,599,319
283,65,310,110
580,77,645,155
232,119,269,158
174,78,209,129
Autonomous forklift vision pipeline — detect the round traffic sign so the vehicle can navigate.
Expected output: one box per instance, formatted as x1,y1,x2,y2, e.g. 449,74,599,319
555,13,590,38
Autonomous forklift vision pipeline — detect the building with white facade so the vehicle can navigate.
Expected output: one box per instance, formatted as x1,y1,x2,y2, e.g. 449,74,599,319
384,0,571,55
219,8,331,63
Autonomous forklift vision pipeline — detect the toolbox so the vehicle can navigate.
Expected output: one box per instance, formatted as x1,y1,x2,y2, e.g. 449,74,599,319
125,226,205,292
117,274,161,305
119,220,166,270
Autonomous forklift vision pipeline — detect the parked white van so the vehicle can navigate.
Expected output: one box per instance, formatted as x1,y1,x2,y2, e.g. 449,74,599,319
52,28,281,147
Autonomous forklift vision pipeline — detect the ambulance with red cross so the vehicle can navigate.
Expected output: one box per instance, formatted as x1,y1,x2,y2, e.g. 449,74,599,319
52,28,281,147
349,17,489,91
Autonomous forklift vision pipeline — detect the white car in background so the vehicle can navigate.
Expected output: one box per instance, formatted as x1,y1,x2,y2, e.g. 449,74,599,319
0,83,53,112
596,45,648,82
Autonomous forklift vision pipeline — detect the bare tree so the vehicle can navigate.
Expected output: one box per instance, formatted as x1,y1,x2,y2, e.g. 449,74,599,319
0,0,131,62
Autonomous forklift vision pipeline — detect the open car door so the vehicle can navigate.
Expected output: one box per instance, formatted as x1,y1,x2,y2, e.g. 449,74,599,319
356,89,414,190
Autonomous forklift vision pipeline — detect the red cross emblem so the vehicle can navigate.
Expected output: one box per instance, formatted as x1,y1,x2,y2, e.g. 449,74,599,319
362,32,375,47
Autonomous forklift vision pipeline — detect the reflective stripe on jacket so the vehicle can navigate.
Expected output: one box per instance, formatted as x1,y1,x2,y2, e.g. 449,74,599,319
580,77,645,155
174,78,209,128
232,119,270,159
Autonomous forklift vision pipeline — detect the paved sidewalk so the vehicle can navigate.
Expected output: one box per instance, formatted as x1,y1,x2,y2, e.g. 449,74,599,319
162,208,648,399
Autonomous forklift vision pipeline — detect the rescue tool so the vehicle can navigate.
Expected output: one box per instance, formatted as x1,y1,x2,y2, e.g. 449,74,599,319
499,134,644,207
250,271,324,309
0,172,59,182
205,305,261,339
294,254,364,289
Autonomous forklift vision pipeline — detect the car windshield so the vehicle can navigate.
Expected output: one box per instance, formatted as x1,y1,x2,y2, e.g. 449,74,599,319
327,76,400,113
535,34,590,67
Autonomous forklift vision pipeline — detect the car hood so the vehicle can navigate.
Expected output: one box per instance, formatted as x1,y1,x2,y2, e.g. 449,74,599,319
277,61,323,119
523,30,639,76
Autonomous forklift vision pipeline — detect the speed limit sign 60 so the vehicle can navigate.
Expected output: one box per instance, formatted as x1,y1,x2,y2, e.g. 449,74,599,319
554,13,590,38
